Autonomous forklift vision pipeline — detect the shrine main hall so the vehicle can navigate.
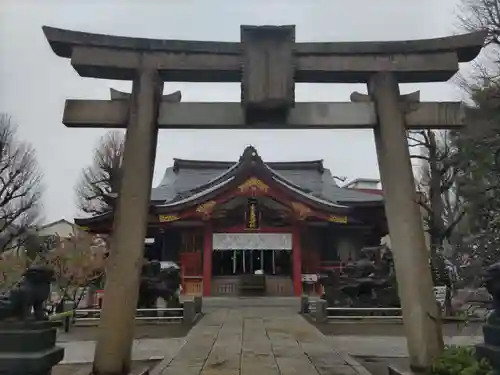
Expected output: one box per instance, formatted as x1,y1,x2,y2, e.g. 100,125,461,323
76,146,387,297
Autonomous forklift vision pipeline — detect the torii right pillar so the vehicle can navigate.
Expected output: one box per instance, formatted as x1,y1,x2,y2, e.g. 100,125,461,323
368,72,444,371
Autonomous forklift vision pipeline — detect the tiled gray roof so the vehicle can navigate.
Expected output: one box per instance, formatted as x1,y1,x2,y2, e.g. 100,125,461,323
151,158,382,204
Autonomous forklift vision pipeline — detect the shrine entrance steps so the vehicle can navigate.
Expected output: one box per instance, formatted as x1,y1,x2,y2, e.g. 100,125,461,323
194,296,303,310
150,307,371,375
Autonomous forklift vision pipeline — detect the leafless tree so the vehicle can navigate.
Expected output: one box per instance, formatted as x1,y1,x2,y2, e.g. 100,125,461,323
46,231,107,311
455,0,500,266
457,0,500,99
76,131,124,216
408,130,465,250
459,0,500,46
0,114,43,254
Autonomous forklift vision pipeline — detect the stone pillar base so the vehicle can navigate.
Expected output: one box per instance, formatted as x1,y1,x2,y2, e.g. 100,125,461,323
476,342,500,369
476,316,500,371
0,320,64,375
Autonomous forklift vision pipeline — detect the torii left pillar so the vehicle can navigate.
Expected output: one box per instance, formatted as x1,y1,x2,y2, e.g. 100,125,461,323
93,67,163,374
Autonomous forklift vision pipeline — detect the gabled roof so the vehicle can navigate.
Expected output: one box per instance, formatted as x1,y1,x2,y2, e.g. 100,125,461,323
75,146,384,226
152,147,383,205
37,219,75,231
155,146,349,213
173,158,325,172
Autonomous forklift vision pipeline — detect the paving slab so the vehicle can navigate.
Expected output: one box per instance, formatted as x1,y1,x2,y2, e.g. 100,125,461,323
202,311,243,374
152,307,369,375
59,338,186,364
241,317,280,375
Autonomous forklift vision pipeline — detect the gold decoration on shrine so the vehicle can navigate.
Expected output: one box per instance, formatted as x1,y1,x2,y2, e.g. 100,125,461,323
238,177,269,194
158,214,180,223
245,198,260,229
291,202,312,220
328,215,348,224
77,225,89,232
196,200,217,218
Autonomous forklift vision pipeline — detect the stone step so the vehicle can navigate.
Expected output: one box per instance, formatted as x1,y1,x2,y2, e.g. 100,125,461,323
201,297,301,308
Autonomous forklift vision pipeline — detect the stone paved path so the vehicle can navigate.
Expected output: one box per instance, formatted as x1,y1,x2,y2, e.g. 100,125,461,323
151,307,370,375
59,338,186,364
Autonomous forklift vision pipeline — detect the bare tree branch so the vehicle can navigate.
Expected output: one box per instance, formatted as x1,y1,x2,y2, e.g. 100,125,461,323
412,128,465,249
0,114,43,254
75,131,124,216
459,0,500,46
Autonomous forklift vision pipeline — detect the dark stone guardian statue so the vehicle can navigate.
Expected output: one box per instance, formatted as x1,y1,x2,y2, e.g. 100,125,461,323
320,246,400,312
0,264,64,375
0,265,55,321
476,262,500,372
137,260,182,315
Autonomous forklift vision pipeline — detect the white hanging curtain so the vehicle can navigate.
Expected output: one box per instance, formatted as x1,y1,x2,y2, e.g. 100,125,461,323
212,233,292,250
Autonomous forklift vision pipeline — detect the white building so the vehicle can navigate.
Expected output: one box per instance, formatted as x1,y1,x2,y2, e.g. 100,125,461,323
36,219,77,239
343,178,382,190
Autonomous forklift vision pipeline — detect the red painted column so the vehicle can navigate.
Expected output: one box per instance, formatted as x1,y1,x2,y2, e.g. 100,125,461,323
202,223,213,296
292,222,303,296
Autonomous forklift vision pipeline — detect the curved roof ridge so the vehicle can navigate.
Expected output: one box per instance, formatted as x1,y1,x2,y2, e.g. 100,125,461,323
155,166,176,188
271,176,347,209
173,158,324,171
157,177,235,207
173,159,235,170
268,160,324,172
169,160,242,200
264,164,349,208
264,164,315,195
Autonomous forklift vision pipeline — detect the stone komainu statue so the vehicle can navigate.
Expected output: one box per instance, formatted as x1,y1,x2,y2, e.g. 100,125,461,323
320,246,400,308
0,265,55,321
137,260,181,312
485,262,500,313
475,262,500,370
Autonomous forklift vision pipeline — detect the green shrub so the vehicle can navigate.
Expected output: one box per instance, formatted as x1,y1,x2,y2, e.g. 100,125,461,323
431,346,493,375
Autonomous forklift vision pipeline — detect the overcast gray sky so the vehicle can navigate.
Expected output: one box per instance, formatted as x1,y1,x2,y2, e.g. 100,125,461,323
0,0,471,223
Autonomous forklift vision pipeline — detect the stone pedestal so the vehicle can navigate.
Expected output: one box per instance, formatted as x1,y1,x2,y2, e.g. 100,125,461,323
476,311,500,371
314,300,328,323
183,300,195,325
0,321,64,375
300,295,309,314
193,296,202,314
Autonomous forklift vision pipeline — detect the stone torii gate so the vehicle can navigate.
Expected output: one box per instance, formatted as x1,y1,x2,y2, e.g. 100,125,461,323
43,25,485,374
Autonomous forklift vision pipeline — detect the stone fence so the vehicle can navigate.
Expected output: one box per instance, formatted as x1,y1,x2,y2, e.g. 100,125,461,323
56,296,203,332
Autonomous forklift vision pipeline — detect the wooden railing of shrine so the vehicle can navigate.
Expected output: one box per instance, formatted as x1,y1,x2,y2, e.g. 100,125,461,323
319,261,344,273
179,252,203,296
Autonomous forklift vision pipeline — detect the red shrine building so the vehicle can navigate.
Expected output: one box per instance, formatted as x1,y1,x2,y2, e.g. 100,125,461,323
75,146,387,297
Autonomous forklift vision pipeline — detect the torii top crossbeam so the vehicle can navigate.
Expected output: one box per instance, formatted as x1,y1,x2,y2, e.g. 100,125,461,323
43,25,485,83
43,25,486,129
